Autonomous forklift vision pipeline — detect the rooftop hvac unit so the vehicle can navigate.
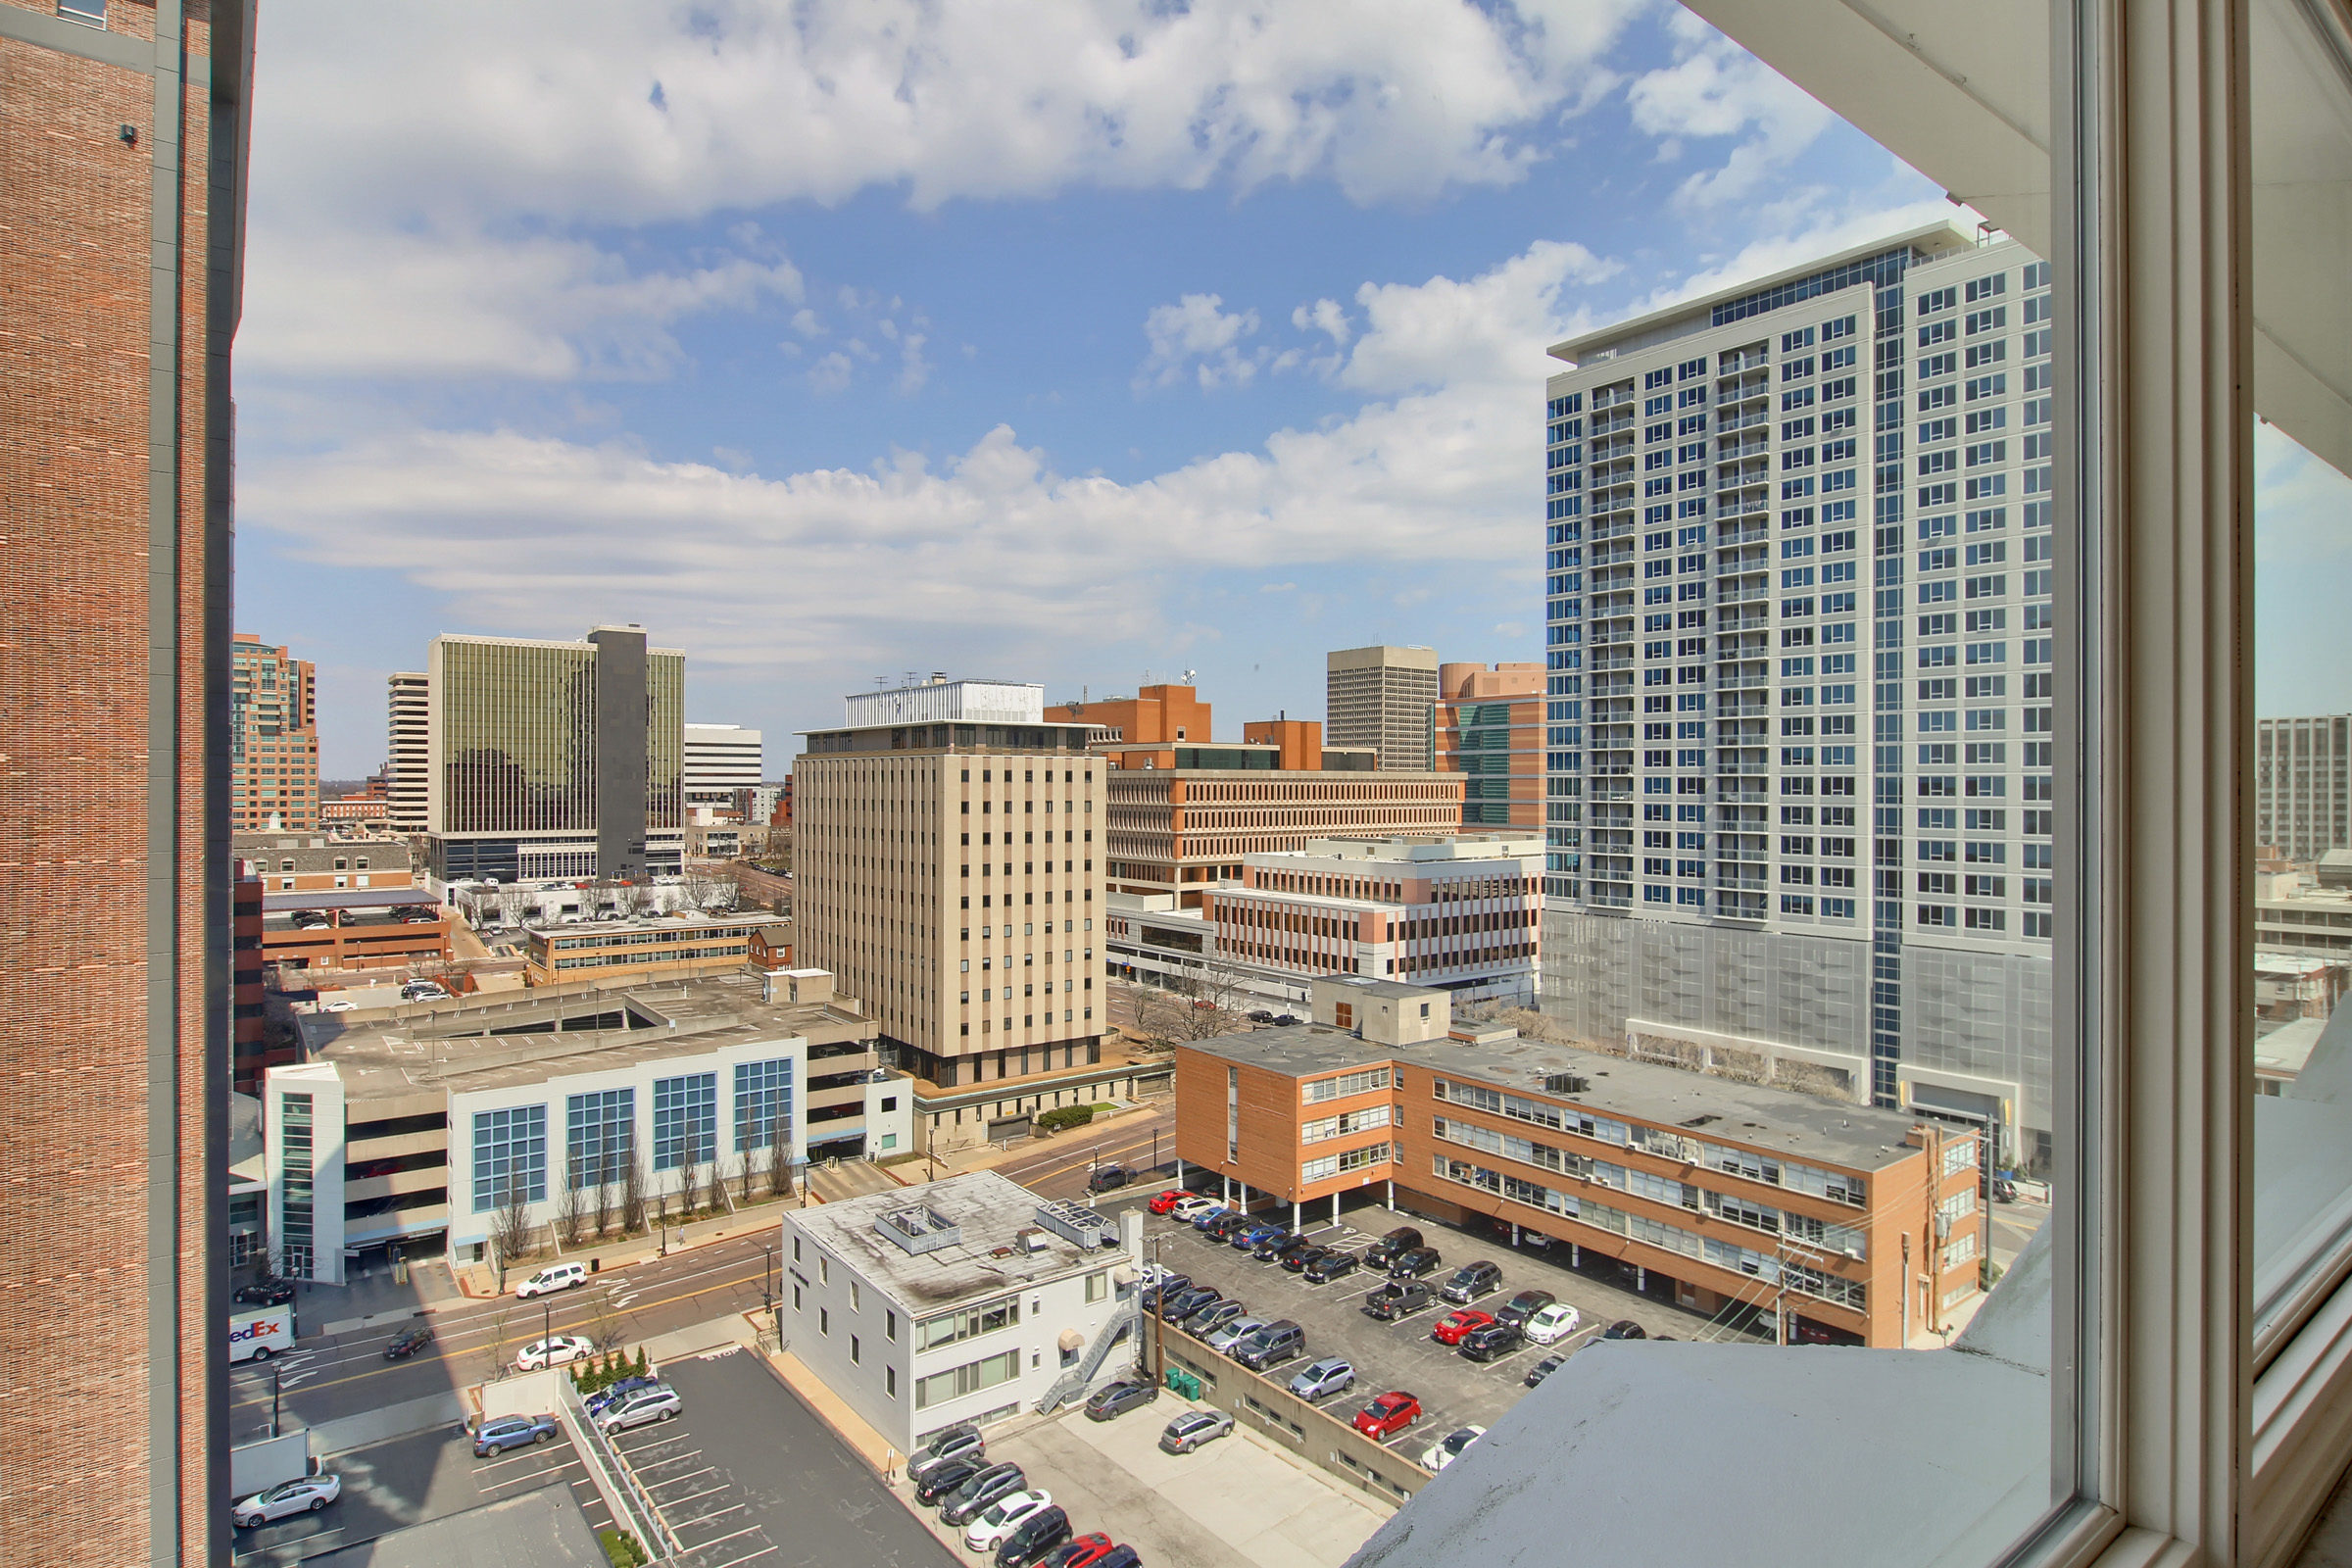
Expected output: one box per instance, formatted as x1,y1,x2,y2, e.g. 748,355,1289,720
876,1204,963,1256
1031,1200,1116,1250
1543,1072,1591,1097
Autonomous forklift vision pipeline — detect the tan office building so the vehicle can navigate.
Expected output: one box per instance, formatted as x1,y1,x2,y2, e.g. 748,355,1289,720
387,670,429,834
1327,645,1441,770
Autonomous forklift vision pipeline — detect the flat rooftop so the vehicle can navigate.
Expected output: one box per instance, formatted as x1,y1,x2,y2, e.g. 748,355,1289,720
1185,1026,1932,1174
521,910,790,939
293,970,872,1102
787,1168,1114,1312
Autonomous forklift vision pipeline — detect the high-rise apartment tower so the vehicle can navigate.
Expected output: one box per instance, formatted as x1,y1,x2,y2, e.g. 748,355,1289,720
2256,715,2352,862
1326,645,1440,770
1540,222,2056,1164
795,679,1105,1090
2,2,257,1561
229,633,318,831
385,670,428,834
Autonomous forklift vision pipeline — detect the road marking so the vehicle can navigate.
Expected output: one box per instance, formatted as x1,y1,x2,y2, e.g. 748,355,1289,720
682,1524,765,1552
648,1465,719,1490
633,1448,706,1469
700,1546,778,1568
474,1443,574,1474
674,1502,747,1528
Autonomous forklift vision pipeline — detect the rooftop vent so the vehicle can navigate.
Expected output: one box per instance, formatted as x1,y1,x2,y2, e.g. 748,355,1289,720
1542,1072,1591,1097
875,1204,962,1256
1677,1113,1722,1129
1032,1200,1116,1250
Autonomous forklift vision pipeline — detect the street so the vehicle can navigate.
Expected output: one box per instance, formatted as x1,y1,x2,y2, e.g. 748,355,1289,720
986,1100,1176,1201
234,1233,786,1442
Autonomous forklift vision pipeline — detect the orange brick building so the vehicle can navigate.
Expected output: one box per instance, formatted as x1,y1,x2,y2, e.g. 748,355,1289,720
1174,991,1987,1348
2,2,256,1559
229,631,318,830
1431,661,1544,829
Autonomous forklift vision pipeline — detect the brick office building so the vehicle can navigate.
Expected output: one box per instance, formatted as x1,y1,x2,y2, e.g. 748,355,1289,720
229,631,319,830
1174,983,1986,1348
1,2,257,1561
1431,662,1544,829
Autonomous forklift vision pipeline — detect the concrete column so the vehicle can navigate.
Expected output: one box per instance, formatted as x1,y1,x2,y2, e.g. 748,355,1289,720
1571,1244,1581,1268
1386,1179,1395,1211
1636,1265,1647,1292
1293,1199,1300,1231
1333,1193,1341,1225
1176,1157,1186,1188
1511,1222,1521,1247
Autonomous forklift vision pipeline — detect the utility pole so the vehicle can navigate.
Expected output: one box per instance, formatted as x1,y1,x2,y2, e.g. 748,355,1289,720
1148,1234,1166,1385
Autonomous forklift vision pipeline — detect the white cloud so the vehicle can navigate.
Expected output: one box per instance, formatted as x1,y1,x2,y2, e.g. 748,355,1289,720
897,331,933,395
1293,298,1353,346
790,308,825,336
1626,11,1834,210
1138,293,1266,391
808,351,856,393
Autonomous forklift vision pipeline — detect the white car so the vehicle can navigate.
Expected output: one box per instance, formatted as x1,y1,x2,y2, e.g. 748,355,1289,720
1171,1195,1218,1221
232,1473,342,1527
596,1383,681,1433
515,1262,588,1299
515,1334,595,1371
1522,1302,1584,1345
318,1000,357,1013
963,1488,1054,1553
1420,1425,1487,1472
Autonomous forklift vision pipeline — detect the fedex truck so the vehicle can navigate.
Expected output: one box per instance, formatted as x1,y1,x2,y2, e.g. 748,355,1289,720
228,1306,294,1364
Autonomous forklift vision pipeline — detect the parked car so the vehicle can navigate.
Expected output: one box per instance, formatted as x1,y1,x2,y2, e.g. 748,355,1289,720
1183,1298,1246,1337
1525,1354,1569,1389
1084,1379,1159,1421
1420,1425,1488,1472
1205,1315,1268,1354
1203,1210,1252,1241
1521,1303,1584,1346
232,1473,342,1527
1234,1220,1287,1251
1280,1246,1332,1275
515,1261,589,1299
1351,1391,1424,1441
1271,1014,1300,1025
1385,1246,1443,1280
1362,1281,1434,1321
514,1334,595,1371
1289,1356,1356,1401
596,1383,681,1433
467,1413,559,1456
1460,1321,1525,1362
1431,1309,1495,1347
908,1423,987,1480
1087,1165,1131,1195
584,1375,662,1417
1189,1204,1234,1232
1256,1232,1314,1263
232,1277,296,1307
1495,1289,1556,1329
1360,1226,1423,1269
940,1463,1028,1527
383,1322,433,1360
1158,1409,1236,1453
1438,1260,1503,1304
1303,1250,1360,1285
1171,1195,1219,1221
996,1503,1075,1568
1231,1319,1306,1370
1041,1531,1115,1567
914,1456,987,1505
965,1490,1055,1554
318,999,357,1012
1147,1190,1186,1215
1601,1319,1648,1341
1160,1286,1219,1322
1139,1273,1192,1312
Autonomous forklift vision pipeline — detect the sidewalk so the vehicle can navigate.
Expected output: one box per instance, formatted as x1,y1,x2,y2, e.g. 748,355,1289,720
921,1097,1171,1180
453,1194,810,1298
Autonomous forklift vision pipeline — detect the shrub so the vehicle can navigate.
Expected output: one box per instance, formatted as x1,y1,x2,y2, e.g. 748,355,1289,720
598,1528,648,1568
1036,1104,1096,1132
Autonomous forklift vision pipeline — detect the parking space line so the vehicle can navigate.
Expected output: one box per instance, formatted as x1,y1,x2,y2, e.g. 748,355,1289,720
473,1443,572,1473
633,1448,705,1469
680,1524,764,1552
648,1465,719,1490
674,1503,747,1529
700,1546,777,1568
658,1483,733,1507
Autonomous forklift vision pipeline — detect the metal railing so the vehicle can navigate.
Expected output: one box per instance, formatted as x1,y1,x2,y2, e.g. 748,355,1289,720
560,1372,676,1560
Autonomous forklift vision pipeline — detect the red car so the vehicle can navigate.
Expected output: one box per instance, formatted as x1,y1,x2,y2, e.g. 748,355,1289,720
1351,1392,1424,1441
1041,1535,1117,1568
1431,1309,1495,1347
1147,1190,1185,1216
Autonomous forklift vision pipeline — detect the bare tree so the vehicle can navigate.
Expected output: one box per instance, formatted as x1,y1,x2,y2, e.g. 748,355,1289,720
593,1170,614,1240
678,864,720,912
554,1163,584,1247
676,1148,702,1219
767,1104,794,1198
706,1155,729,1215
486,1177,532,1290
620,881,655,917
621,1149,648,1235
497,887,532,930
739,1144,760,1204
1140,969,1250,1043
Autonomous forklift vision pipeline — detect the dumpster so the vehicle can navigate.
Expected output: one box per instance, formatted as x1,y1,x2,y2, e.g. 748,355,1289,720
1165,1367,1202,1399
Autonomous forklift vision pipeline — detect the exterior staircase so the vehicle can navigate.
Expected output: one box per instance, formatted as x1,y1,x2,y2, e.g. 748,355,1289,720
1035,1298,1142,1414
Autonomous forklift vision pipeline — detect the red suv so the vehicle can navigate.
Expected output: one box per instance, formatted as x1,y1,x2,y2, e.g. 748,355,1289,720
1431,1308,1495,1346
1351,1392,1424,1441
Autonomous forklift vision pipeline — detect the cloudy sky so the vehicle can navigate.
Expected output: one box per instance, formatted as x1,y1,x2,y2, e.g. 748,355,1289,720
231,1,2346,778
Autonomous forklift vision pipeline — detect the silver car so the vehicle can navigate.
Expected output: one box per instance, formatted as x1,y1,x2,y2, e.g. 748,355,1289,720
1158,1409,1236,1454
232,1473,342,1527
596,1383,681,1433
1289,1356,1356,1401
1205,1315,1267,1354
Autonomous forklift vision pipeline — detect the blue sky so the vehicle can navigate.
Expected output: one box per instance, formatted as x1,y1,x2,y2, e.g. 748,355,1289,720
230,1,2344,778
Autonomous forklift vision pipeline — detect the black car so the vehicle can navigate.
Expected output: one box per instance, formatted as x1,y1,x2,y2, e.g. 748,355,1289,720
1360,1226,1423,1269
1085,1379,1160,1421
1161,1286,1219,1321
1601,1319,1648,1341
1460,1321,1525,1362
1203,1210,1252,1241
1087,1165,1131,1195
1362,1281,1434,1321
914,1456,986,1505
1495,1289,1556,1329
940,1462,1028,1526
1525,1353,1568,1389
1271,1014,1300,1026
1247,1010,1276,1023
1386,1246,1443,1280
1140,1273,1193,1311
996,1504,1074,1568
1281,1246,1332,1275
232,1278,296,1307
1303,1250,1360,1284
383,1322,433,1360
1253,1232,1308,1262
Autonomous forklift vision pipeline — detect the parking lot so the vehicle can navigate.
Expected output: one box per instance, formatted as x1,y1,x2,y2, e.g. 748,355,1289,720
231,1422,608,1566
607,1348,954,1568
1135,1197,1721,1458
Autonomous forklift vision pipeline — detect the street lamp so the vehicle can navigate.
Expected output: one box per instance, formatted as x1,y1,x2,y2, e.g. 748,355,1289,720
761,1243,774,1310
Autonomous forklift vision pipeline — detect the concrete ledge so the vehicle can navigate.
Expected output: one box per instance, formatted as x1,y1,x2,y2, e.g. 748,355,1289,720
307,1391,469,1457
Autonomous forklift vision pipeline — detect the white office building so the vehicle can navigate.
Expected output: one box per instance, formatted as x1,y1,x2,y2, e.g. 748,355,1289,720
780,1170,1142,1453
685,723,765,816
1539,221,2055,1164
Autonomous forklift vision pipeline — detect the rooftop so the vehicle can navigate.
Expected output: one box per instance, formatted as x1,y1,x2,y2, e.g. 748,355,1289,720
1184,1025,1933,1173
520,910,791,940
786,1168,1118,1311
292,970,873,1102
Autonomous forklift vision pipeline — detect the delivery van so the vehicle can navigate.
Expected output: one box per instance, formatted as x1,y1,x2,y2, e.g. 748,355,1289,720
228,1306,294,1364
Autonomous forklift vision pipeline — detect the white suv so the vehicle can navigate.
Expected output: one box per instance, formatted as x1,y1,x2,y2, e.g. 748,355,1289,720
596,1384,681,1433
516,1262,588,1299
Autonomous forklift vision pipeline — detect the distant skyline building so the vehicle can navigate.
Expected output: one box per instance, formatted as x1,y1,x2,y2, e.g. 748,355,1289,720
1433,661,1545,829
2256,714,2352,862
420,626,685,884
1327,645,1442,770
386,670,430,835
230,632,319,831
684,723,765,815
1540,222,2058,1165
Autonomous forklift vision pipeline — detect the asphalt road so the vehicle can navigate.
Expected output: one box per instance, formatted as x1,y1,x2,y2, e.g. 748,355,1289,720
990,1101,1178,1202
231,1232,786,1441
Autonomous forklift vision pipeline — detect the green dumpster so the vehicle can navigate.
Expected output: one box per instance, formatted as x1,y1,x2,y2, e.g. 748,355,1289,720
1165,1368,1202,1399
